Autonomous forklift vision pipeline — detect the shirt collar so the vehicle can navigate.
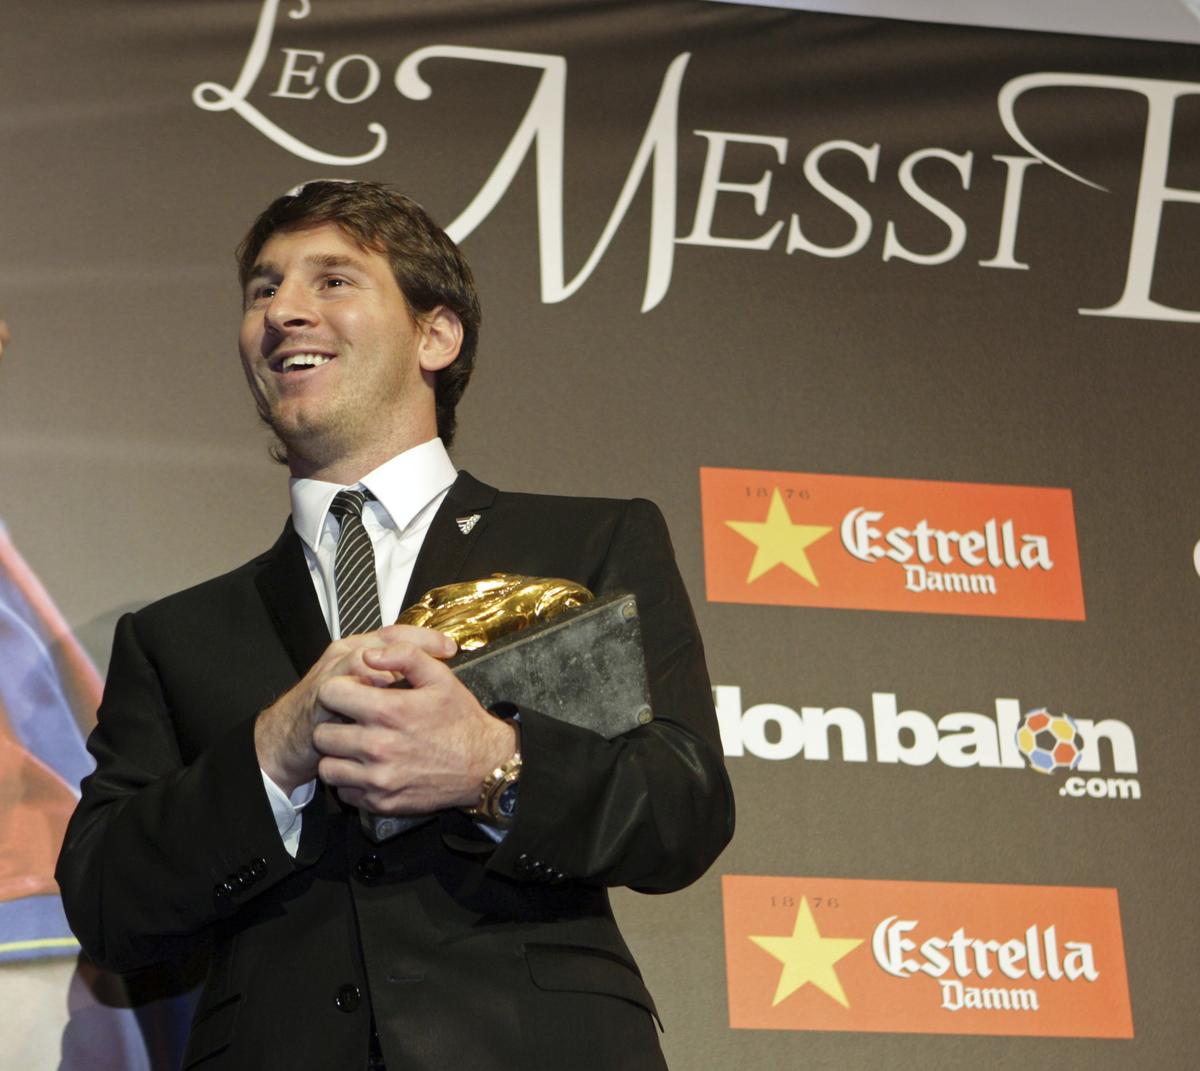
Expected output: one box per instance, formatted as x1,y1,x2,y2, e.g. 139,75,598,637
289,438,458,551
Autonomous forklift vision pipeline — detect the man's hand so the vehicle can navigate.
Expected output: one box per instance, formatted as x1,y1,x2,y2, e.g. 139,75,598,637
312,641,517,816
0,319,11,362
254,624,456,795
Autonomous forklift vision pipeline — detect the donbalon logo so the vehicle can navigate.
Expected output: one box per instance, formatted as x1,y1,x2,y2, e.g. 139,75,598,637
715,689,1142,802
723,875,1133,1038
701,467,1084,619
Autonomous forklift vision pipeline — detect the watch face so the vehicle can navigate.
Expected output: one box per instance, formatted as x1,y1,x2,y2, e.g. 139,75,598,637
497,781,520,820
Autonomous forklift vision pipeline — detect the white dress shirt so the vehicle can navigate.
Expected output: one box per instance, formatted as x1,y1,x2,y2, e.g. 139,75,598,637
262,438,457,853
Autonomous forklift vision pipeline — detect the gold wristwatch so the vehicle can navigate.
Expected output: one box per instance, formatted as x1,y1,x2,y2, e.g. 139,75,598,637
467,730,522,829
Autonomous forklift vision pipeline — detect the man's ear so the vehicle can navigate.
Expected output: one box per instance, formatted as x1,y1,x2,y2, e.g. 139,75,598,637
417,306,464,372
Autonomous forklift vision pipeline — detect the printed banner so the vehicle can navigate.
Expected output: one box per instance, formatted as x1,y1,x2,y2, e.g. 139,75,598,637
723,874,1133,1037
701,467,1085,619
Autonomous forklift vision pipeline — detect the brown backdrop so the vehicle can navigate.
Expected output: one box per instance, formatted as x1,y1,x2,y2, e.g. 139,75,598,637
1,1,1196,1067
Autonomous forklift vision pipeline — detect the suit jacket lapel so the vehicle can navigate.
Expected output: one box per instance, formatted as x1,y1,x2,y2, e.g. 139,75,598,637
253,522,349,838
401,470,498,611
253,519,331,677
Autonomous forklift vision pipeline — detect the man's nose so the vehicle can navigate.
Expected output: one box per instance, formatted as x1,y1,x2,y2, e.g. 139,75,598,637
264,281,318,332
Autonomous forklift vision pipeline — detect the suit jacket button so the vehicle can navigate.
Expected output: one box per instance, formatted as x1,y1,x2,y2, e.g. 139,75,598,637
355,854,384,885
335,983,361,1012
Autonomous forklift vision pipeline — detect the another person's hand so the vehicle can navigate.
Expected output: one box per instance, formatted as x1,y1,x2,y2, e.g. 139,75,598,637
0,320,10,363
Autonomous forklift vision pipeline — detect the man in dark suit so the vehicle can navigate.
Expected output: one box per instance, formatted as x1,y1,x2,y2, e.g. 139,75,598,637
56,182,733,1070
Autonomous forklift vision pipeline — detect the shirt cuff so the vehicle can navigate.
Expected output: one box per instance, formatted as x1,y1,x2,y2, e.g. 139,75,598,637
475,821,508,844
261,771,316,857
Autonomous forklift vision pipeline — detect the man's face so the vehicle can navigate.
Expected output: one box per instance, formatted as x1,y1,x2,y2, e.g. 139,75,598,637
238,222,431,475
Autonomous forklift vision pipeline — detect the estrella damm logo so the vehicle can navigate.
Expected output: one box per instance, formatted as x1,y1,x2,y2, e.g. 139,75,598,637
700,467,1085,619
722,875,1132,1038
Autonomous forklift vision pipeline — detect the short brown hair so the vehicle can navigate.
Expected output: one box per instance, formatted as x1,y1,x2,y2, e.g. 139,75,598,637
237,181,480,447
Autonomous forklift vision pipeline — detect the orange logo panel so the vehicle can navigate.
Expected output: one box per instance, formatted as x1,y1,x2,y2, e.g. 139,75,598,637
701,467,1085,619
723,875,1132,1038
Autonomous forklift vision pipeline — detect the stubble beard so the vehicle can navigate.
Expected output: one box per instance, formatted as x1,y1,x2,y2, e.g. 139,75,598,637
257,391,364,474
251,355,423,475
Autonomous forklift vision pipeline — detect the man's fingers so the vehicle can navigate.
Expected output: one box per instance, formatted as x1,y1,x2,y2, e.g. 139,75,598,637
362,642,455,689
337,659,396,688
370,624,456,658
334,785,366,807
312,720,365,759
317,674,397,724
318,756,410,812
323,626,454,685
316,755,368,790
312,720,398,765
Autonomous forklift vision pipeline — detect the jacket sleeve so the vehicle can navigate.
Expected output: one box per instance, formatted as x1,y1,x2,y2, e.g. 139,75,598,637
487,498,734,892
54,612,307,973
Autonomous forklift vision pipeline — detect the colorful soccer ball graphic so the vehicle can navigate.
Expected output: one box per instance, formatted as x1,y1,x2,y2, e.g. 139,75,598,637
1016,709,1084,774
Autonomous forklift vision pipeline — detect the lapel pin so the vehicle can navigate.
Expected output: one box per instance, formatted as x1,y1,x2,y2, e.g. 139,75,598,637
455,514,481,535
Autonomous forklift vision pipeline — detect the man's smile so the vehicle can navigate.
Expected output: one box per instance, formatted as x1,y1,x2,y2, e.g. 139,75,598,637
267,347,338,375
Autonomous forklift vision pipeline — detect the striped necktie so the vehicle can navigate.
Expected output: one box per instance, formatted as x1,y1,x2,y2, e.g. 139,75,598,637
329,489,383,638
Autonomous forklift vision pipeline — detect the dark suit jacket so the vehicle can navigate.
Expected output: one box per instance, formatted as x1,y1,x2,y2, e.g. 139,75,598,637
56,473,733,1070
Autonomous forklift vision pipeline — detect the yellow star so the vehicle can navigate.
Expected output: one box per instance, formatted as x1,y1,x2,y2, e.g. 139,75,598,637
749,897,863,1008
726,488,832,585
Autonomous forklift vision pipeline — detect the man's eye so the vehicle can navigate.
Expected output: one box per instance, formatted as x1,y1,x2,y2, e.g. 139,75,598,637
250,285,277,303
323,277,348,289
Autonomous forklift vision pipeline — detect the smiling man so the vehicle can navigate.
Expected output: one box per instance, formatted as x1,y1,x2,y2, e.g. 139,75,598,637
56,181,733,1071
